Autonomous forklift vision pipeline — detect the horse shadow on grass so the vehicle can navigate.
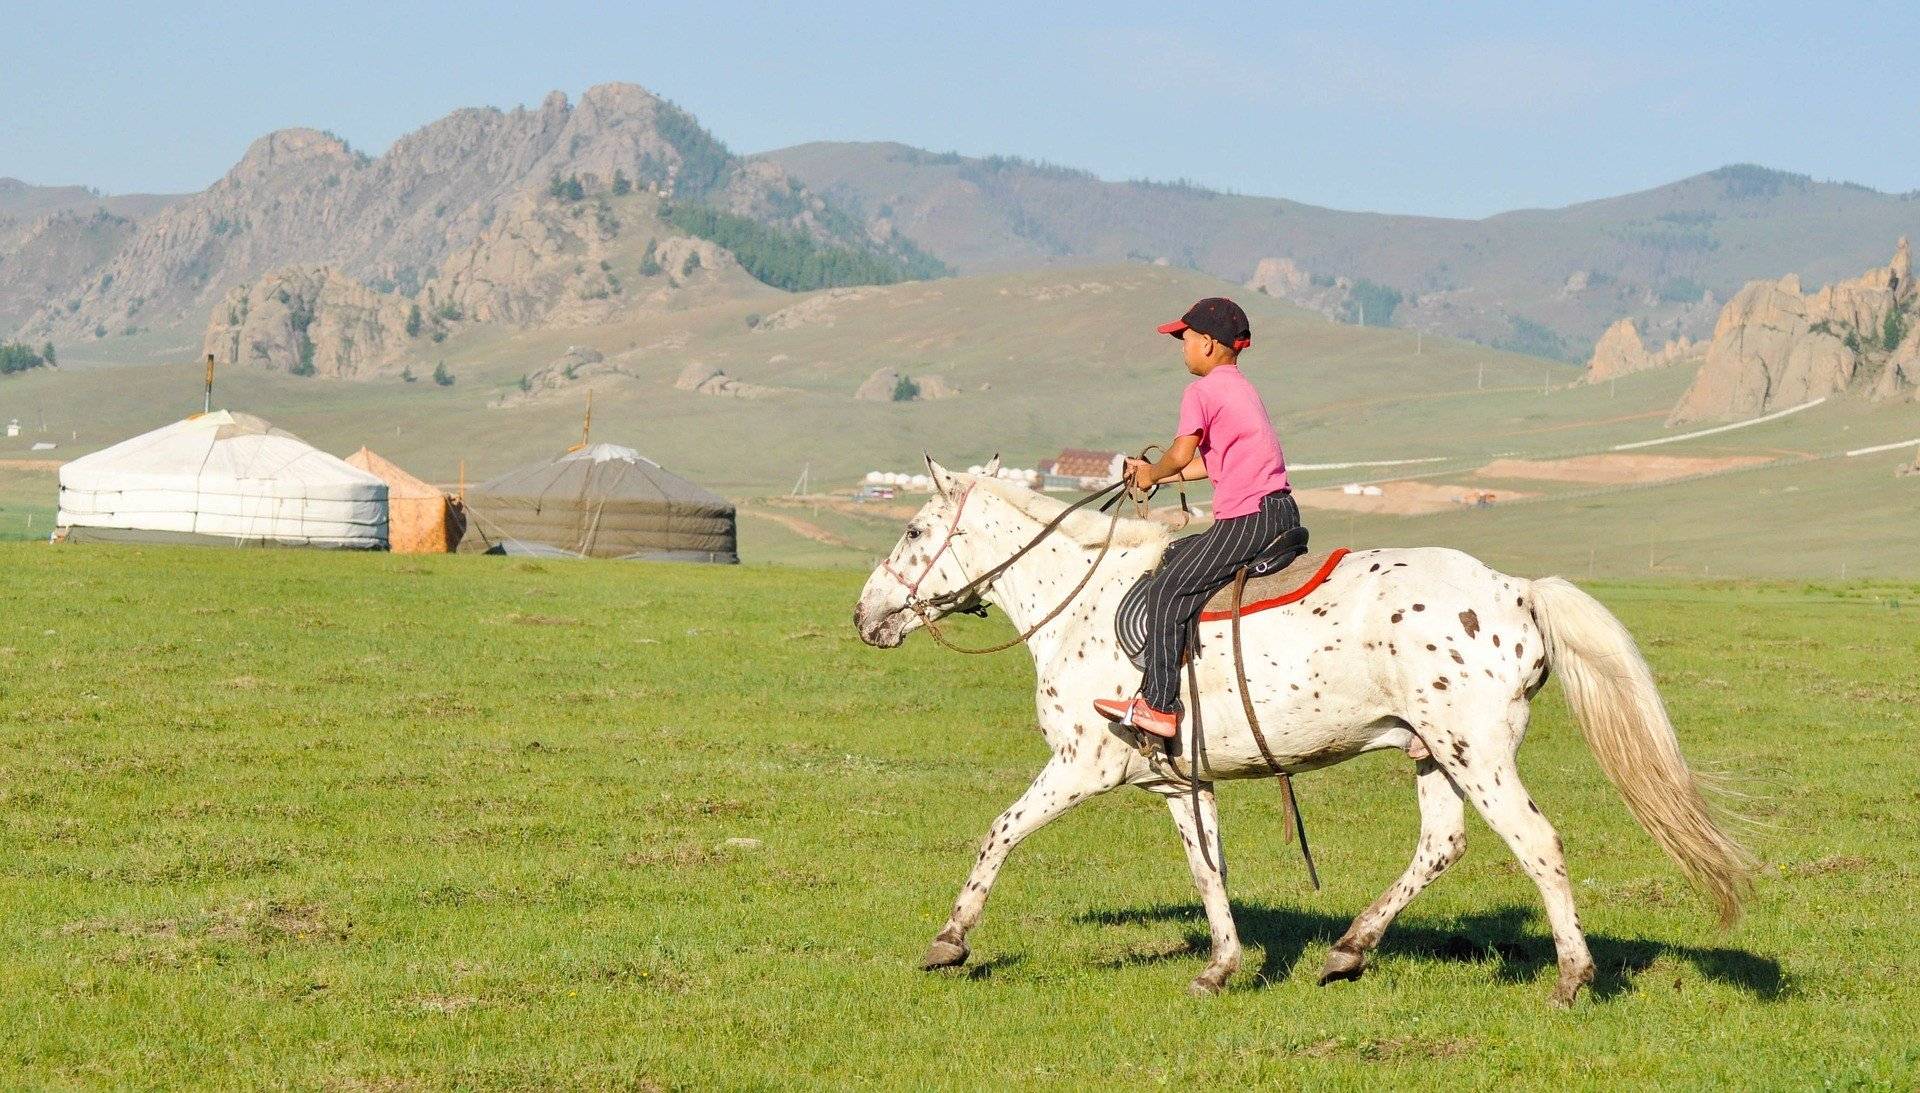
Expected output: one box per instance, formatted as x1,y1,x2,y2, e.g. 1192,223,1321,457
1074,902,1786,1001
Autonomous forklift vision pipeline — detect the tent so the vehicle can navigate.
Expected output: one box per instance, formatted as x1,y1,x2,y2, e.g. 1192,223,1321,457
345,447,462,554
459,443,737,563
57,411,388,549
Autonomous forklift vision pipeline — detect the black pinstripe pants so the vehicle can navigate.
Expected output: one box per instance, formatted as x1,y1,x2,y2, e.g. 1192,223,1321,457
1140,490,1300,713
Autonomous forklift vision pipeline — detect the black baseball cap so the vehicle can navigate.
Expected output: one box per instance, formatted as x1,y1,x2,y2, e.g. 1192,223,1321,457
1157,297,1251,349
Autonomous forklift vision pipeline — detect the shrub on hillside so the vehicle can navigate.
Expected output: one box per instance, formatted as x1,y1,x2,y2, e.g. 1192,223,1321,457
1884,307,1909,352
0,341,52,376
659,202,947,292
1345,279,1402,327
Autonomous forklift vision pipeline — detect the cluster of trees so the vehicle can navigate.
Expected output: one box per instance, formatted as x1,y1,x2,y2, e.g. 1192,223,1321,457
0,341,55,376
659,202,946,292
1345,280,1403,327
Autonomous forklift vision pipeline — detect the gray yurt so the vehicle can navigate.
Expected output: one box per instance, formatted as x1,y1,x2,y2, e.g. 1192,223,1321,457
459,443,737,563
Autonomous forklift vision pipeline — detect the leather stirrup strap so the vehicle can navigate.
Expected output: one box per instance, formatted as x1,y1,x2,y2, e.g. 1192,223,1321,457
1230,566,1321,891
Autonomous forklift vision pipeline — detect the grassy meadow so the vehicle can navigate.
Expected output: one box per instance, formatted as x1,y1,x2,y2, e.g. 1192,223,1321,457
1,543,1916,1088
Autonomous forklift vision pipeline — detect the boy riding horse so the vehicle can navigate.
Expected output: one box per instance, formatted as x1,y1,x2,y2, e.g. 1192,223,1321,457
1092,297,1298,739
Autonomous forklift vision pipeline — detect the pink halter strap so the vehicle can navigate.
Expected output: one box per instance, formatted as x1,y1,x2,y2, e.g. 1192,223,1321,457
881,483,975,600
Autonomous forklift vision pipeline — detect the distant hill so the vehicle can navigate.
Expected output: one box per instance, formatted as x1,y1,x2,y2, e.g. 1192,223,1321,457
760,143,1920,357
0,180,181,334
1,85,938,348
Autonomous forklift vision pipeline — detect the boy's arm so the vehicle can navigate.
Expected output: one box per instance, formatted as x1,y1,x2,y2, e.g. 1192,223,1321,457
1126,434,1203,489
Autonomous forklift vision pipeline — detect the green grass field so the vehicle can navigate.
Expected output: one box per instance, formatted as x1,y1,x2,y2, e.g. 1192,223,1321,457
1,544,1915,1088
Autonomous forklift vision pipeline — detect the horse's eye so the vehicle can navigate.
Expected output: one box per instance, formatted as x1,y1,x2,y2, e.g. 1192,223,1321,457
906,526,923,541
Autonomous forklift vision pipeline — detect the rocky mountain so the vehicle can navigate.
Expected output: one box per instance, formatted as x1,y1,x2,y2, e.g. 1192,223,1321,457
4,84,932,350
1667,239,1914,423
1583,319,1701,383
760,143,1920,356
0,181,180,334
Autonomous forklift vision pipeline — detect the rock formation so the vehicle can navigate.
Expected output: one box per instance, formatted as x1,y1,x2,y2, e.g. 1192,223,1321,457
203,266,421,379
1584,319,1700,382
673,361,780,398
853,367,958,402
1668,238,1914,423
1245,257,1365,324
1247,257,1311,297
424,194,751,329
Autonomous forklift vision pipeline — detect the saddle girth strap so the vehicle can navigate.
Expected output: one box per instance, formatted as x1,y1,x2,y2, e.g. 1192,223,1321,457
1229,567,1321,891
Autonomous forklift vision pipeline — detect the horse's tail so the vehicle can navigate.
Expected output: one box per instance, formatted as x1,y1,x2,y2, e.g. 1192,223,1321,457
1528,577,1754,927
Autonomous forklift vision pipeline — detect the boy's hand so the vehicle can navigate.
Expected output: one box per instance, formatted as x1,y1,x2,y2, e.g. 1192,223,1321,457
1124,458,1155,491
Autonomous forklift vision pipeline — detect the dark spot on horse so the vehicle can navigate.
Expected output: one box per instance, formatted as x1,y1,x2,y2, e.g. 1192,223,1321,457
1432,678,1449,691
1458,609,1480,638
1491,634,1501,648
1514,642,1523,660
1392,612,1404,623
1449,649,1464,664
1370,563,1380,572
1412,603,1425,612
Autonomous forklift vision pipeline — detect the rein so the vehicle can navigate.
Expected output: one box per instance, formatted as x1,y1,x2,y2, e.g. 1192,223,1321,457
894,479,1133,656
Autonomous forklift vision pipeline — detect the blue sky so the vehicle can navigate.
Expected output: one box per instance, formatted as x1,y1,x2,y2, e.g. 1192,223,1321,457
5,1,1916,218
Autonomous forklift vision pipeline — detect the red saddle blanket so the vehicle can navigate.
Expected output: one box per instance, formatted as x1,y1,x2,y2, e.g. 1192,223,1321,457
1197,547,1351,621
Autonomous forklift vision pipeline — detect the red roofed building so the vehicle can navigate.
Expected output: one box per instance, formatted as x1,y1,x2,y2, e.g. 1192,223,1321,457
1044,448,1125,491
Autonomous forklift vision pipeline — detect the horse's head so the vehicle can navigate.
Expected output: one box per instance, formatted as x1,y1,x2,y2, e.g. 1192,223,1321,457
855,455,1002,648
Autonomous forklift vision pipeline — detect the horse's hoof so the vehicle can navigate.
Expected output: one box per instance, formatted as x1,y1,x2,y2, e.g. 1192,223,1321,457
920,938,970,970
1550,962,1595,1007
1317,946,1366,985
1187,967,1230,997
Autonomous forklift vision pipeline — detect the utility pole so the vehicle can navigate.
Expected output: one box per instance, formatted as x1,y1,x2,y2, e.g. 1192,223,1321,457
204,353,215,414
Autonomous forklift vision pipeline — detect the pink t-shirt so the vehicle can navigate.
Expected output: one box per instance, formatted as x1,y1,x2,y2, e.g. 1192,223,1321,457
1176,364,1290,519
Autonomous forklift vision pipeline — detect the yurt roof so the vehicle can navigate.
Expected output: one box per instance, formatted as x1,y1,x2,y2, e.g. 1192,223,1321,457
472,443,731,513
346,447,444,501
60,411,384,499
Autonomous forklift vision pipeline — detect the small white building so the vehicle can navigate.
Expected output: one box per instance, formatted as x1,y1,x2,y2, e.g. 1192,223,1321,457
5,419,17,438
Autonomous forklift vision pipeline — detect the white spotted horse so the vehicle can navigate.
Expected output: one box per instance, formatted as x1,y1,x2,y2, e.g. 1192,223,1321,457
854,458,1753,1005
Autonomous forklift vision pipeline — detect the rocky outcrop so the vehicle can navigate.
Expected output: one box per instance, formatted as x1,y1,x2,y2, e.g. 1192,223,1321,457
1245,257,1362,324
1584,319,1700,382
1247,257,1311,297
673,361,780,398
424,194,751,328
1669,239,1915,423
854,367,957,402
203,266,421,379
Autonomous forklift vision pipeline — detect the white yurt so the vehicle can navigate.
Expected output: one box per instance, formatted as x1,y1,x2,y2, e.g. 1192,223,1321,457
57,411,388,549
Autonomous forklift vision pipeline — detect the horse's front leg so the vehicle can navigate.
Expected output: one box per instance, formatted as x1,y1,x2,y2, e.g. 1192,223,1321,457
921,753,1115,970
1150,781,1242,995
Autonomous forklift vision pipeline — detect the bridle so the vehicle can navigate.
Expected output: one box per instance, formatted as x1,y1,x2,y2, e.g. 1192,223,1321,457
880,480,982,603
881,478,1133,655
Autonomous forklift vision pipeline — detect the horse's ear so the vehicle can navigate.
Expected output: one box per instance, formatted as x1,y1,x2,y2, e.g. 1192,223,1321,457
924,454,952,500
982,453,1002,476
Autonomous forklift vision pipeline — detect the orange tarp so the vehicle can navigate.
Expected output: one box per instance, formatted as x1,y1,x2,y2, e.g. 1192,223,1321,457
346,447,462,553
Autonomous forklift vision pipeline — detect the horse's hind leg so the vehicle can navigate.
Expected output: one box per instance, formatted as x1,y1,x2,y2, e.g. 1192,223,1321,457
1153,782,1241,995
921,755,1113,970
1319,758,1466,985
1424,707,1596,1006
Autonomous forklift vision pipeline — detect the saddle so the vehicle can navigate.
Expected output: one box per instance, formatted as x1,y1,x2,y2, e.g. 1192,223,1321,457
1115,525,1347,669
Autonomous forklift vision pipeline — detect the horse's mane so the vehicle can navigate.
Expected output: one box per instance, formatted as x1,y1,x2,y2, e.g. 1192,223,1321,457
967,476,1172,552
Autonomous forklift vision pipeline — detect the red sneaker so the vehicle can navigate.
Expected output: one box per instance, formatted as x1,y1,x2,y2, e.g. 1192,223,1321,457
1092,697,1179,739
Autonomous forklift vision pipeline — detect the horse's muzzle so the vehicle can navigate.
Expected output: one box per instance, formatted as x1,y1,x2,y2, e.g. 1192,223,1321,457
854,603,909,648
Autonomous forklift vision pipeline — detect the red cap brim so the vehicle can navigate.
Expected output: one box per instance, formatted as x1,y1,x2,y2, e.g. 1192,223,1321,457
1157,320,1189,338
